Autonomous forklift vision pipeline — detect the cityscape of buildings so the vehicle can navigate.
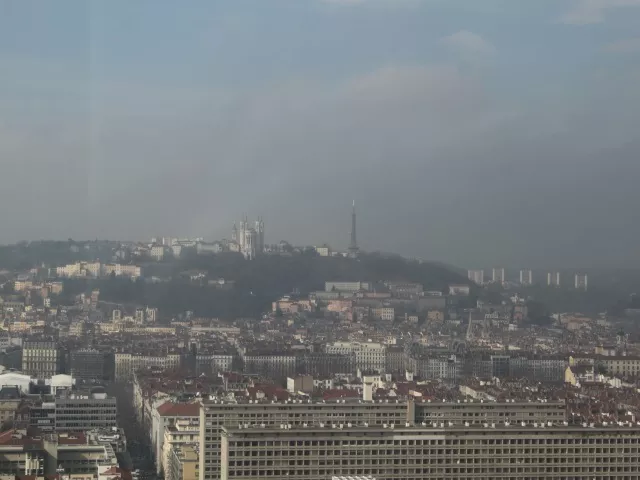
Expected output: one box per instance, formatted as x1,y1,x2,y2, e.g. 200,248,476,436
0,204,636,480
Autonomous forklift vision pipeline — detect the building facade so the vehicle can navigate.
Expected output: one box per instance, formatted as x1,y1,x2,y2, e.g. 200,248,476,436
467,270,484,285
575,273,588,290
55,392,117,432
519,269,533,286
22,339,61,379
219,424,640,480
199,400,408,480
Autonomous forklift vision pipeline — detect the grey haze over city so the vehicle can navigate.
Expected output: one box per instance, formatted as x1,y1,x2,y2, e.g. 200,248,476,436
2,0,640,268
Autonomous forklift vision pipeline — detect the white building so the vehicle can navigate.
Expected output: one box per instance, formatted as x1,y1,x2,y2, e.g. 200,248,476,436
492,268,505,284
145,307,158,323
467,270,484,285
575,273,588,290
547,272,561,287
0,372,31,394
56,262,101,278
196,242,224,255
46,373,75,395
448,284,470,296
520,269,533,286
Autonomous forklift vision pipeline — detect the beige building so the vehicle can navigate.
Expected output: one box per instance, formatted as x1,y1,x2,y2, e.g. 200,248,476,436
220,424,640,480
167,444,199,480
102,263,142,279
56,262,101,278
114,353,181,382
162,418,200,475
371,307,395,322
314,245,331,257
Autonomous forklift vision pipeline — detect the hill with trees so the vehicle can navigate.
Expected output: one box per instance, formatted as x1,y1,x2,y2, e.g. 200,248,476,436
59,252,471,320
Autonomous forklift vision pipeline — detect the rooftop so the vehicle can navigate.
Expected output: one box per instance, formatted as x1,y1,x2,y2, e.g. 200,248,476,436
156,402,200,417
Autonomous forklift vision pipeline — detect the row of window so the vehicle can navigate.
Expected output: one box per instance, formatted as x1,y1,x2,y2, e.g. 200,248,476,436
224,466,640,477
225,437,640,447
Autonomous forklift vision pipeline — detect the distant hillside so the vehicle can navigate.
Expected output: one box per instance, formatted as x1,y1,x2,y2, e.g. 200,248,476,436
178,251,469,296
67,252,470,320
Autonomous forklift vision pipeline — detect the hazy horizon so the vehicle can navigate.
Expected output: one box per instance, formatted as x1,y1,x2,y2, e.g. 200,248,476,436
2,0,640,268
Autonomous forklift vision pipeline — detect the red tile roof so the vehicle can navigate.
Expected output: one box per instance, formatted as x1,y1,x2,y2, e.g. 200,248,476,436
156,401,200,417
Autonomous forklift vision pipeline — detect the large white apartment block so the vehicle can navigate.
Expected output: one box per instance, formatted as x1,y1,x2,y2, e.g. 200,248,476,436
220,424,640,480
575,273,588,290
492,268,505,284
519,269,533,286
467,270,484,285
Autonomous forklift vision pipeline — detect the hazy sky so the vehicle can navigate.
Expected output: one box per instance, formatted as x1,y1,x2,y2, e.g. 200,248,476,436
2,0,640,268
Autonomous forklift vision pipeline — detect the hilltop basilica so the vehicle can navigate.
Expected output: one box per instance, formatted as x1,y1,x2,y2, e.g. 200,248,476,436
231,217,265,260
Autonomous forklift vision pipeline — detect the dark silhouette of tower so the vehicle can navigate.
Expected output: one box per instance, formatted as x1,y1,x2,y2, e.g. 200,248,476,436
348,200,359,258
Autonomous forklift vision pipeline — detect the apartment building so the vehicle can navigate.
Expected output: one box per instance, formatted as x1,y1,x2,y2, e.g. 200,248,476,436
55,391,117,432
410,399,567,425
167,444,199,480
153,402,200,475
195,354,234,375
467,270,484,285
22,339,62,379
56,261,101,278
297,353,354,376
325,342,386,372
102,263,142,279
220,424,640,480
199,399,408,480
519,269,533,286
575,273,588,290
411,356,461,381
0,430,118,477
241,352,296,379
114,353,181,382
371,307,395,322
492,268,505,284
70,349,114,383
162,418,200,475
547,271,561,287
594,355,640,377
